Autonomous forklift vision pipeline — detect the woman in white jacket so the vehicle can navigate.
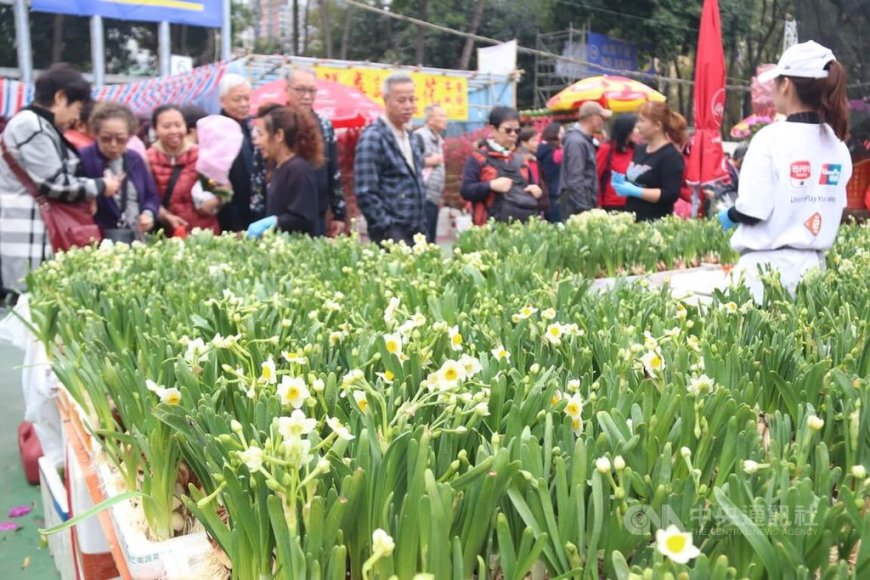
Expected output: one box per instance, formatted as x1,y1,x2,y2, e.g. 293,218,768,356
0,64,121,295
718,41,852,302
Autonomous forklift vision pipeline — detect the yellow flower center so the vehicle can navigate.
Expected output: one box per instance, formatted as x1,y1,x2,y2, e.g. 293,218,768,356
387,341,399,353
565,402,580,416
452,334,463,346
384,370,395,381
262,367,273,380
357,398,368,412
666,534,687,554
572,417,581,431
551,394,561,406
651,356,662,369
166,393,181,406
288,386,300,400
444,368,458,382
549,327,561,336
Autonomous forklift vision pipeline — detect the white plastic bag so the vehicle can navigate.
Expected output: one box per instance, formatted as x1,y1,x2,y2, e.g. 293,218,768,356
0,294,64,466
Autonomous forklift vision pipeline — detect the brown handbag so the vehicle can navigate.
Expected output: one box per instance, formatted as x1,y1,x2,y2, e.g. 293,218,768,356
1,139,101,252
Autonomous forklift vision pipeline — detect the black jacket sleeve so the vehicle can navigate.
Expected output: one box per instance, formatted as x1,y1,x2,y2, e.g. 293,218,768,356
657,148,686,205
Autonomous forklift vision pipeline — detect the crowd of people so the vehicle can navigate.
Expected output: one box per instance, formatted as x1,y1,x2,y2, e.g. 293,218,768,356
0,40,854,304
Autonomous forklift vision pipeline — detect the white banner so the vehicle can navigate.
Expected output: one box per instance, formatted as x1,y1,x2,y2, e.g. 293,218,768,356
477,40,518,75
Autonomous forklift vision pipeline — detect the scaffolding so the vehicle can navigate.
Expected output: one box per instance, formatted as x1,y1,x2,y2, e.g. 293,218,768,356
533,25,588,109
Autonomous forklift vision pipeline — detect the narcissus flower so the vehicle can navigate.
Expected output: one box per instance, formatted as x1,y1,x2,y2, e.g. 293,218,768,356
372,528,395,556
687,374,714,396
448,326,464,351
160,387,182,406
544,323,565,345
376,370,395,384
383,333,403,357
564,393,583,420
491,345,510,361
807,415,824,431
353,390,369,413
277,376,309,409
458,354,482,378
743,460,762,475
239,445,263,472
261,357,277,384
656,525,701,564
326,416,355,441
282,436,312,468
277,410,316,440
146,380,181,405
595,457,611,474
438,360,465,390
640,350,665,378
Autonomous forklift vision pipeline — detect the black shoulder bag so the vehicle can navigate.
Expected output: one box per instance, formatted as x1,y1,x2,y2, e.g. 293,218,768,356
159,163,184,236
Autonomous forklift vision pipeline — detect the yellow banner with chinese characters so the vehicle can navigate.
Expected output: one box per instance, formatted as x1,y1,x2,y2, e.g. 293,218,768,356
314,66,468,121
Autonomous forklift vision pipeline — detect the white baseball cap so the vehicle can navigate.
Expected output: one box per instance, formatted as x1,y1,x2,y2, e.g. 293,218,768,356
757,41,836,83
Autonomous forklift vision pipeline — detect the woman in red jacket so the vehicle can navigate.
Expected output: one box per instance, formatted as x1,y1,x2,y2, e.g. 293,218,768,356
596,114,637,211
146,105,220,235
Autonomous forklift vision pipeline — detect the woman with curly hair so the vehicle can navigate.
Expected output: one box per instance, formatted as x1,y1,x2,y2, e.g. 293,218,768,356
247,104,324,238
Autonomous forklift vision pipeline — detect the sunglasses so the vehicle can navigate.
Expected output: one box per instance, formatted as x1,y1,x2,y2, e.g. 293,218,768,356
98,135,128,145
501,127,520,135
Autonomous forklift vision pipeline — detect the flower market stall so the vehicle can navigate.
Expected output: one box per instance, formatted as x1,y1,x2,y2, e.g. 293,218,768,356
26,214,870,579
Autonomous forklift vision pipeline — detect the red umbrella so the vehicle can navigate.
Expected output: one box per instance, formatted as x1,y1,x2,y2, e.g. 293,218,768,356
686,0,729,196
250,78,383,129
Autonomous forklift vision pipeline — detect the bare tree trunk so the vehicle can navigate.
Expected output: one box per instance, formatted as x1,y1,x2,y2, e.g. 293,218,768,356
52,15,65,63
415,0,428,65
457,0,486,70
303,2,311,55
340,6,353,60
293,0,300,55
319,0,333,59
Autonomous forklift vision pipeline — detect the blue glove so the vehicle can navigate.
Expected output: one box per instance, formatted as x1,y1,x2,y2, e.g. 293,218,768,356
246,215,278,238
611,172,643,198
717,207,736,231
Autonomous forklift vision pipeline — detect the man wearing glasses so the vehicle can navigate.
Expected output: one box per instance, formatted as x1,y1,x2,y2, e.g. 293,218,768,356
354,72,426,245
285,68,347,237
559,101,612,218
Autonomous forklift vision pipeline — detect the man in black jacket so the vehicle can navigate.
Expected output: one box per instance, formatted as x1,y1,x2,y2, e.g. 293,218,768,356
218,73,264,232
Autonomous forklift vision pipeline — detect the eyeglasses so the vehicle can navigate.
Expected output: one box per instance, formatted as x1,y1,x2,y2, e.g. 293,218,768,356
501,127,521,135
98,135,128,145
292,87,318,96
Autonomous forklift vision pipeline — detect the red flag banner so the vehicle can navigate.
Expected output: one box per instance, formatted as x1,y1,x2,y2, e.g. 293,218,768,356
686,0,728,186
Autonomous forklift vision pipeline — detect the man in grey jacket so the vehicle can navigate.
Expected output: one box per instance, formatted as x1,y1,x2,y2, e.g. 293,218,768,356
559,101,612,217
413,104,447,243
